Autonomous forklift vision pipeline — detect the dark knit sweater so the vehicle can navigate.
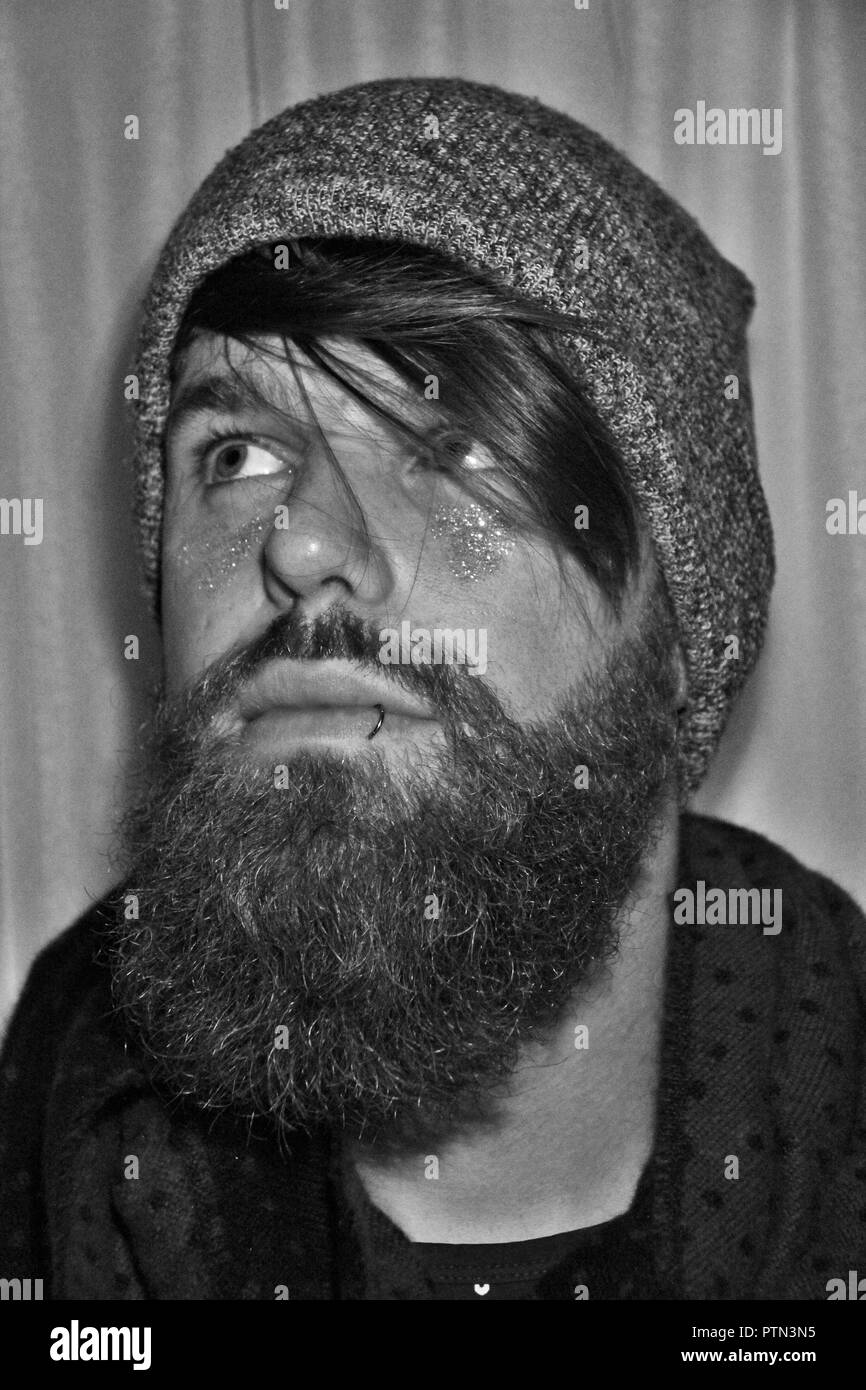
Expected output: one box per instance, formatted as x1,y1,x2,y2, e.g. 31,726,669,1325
1,813,864,1300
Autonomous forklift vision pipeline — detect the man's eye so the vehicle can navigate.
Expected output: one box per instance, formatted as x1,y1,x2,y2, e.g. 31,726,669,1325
413,428,494,474
197,433,298,484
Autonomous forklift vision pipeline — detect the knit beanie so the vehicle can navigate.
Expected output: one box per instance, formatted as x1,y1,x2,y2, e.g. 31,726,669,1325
130,76,774,795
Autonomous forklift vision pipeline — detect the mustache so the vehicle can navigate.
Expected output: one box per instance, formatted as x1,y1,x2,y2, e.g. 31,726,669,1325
162,605,504,739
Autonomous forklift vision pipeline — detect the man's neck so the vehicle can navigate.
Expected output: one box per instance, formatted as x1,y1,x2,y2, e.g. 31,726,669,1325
349,806,679,1244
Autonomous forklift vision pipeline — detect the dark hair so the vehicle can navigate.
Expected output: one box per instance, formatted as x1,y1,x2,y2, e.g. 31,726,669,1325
171,236,643,614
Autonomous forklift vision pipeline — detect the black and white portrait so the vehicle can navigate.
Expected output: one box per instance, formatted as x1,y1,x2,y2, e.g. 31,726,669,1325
1,0,864,1344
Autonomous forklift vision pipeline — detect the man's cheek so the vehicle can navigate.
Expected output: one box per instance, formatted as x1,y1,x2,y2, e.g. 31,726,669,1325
160,588,231,694
165,509,270,596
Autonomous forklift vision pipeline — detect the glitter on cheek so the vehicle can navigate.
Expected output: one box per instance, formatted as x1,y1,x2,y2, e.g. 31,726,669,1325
429,502,516,582
174,514,272,593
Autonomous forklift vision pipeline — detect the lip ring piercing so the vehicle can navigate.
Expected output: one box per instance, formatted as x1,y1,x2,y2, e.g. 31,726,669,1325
367,704,386,740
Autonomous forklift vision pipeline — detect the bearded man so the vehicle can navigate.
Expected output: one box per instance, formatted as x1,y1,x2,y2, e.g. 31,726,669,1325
1,78,864,1302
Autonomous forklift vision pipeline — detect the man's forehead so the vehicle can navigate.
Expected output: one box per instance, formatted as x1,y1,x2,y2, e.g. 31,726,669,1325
168,330,428,437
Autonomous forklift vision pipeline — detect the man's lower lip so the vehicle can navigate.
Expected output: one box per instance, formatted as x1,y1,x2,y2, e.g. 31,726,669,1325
241,706,435,742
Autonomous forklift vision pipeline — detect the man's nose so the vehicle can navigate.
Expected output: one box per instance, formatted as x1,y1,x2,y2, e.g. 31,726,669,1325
259,452,396,613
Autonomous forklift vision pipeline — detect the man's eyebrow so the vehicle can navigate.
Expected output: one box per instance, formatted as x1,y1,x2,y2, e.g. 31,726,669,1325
166,373,302,436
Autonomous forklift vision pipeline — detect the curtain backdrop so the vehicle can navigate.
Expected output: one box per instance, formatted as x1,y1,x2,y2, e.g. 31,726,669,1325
2,0,864,1025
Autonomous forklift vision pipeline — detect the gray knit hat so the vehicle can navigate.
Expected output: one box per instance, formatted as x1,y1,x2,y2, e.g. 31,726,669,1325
131,76,774,794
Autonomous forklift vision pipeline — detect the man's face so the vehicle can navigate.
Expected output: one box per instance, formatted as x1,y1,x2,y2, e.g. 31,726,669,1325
110,329,681,1152
160,331,619,754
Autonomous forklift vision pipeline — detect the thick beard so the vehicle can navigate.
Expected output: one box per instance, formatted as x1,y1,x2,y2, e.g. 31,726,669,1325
109,584,680,1155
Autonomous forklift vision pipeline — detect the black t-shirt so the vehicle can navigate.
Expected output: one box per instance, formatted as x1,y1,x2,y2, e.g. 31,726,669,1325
408,1161,659,1300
